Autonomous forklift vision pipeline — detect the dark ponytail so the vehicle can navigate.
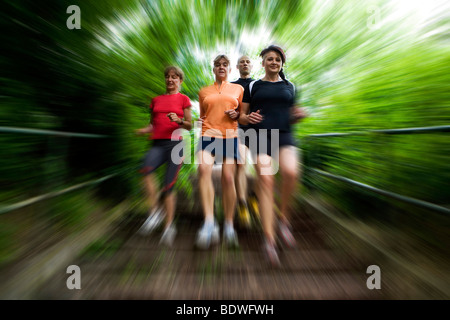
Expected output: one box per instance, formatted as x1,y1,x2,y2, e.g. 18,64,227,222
279,68,288,85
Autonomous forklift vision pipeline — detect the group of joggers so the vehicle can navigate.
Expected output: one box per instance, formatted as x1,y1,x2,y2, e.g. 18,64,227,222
136,45,307,266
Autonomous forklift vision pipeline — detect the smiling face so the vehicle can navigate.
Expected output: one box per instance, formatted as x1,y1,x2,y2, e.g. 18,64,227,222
237,55,253,77
262,50,283,75
213,57,231,81
165,69,182,93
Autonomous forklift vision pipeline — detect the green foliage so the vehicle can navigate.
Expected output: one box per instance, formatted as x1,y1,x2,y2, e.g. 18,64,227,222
45,192,95,231
1,0,448,223
277,0,450,220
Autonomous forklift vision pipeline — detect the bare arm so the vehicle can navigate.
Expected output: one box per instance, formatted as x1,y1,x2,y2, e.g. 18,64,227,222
238,102,250,125
239,102,263,125
182,107,192,130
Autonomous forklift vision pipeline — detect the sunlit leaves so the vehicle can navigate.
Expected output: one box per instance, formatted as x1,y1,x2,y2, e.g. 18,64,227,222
2,0,449,208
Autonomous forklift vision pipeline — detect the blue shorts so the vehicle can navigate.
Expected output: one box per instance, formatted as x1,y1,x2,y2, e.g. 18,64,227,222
197,137,240,164
238,127,251,149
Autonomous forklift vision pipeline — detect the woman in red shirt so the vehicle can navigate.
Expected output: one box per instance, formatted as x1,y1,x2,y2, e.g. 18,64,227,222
136,66,192,246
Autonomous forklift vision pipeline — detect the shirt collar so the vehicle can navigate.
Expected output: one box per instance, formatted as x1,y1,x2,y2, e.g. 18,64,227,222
214,80,229,88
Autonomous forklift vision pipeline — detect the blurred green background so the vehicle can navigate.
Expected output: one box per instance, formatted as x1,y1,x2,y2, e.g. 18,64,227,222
0,0,449,268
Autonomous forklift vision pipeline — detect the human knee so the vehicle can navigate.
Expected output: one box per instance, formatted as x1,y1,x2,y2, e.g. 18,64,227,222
258,173,274,190
198,163,212,178
160,189,172,199
281,166,298,183
222,170,235,186
236,163,246,176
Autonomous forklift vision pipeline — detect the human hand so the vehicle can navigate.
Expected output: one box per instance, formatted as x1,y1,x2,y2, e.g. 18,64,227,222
167,112,182,124
291,107,307,122
194,116,206,128
196,116,206,124
248,110,263,124
224,109,240,120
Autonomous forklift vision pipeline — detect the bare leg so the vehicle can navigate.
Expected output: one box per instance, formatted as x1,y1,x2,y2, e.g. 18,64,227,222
144,173,159,209
278,146,299,224
139,173,165,235
235,143,248,203
164,192,176,228
198,151,215,222
222,161,237,226
255,154,275,243
195,150,221,249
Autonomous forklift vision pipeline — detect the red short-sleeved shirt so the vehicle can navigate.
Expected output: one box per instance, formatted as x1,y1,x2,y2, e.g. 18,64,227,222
150,93,191,140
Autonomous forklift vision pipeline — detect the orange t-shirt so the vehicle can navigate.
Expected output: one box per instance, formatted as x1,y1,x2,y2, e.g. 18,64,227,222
198,81,244,138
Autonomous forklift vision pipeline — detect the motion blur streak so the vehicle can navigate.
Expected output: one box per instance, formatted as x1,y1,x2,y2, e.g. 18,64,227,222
0,0,449,299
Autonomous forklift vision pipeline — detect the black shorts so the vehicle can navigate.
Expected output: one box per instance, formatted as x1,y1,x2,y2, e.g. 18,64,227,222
197,136,240,164
140,139,184,193
247,130,295,157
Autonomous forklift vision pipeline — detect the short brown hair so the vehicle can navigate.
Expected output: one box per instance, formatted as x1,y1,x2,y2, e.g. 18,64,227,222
213,54,231,66
164,66,184,81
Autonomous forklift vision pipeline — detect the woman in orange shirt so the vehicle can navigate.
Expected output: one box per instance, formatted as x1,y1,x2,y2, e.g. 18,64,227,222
196,54,244,249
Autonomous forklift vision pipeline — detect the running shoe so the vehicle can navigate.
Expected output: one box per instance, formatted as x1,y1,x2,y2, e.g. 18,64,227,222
223,225,239,248
278,221,296,248
248,195,260,219
263,240,280,267
160,224,177,247
195,221,219,250
138,206,164,235
238,201,251,228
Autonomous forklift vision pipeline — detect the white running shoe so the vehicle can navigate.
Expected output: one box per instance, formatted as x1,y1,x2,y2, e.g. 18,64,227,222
195,221,219,250
160,224,177,247
223,225,239,248
138,206,164,235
